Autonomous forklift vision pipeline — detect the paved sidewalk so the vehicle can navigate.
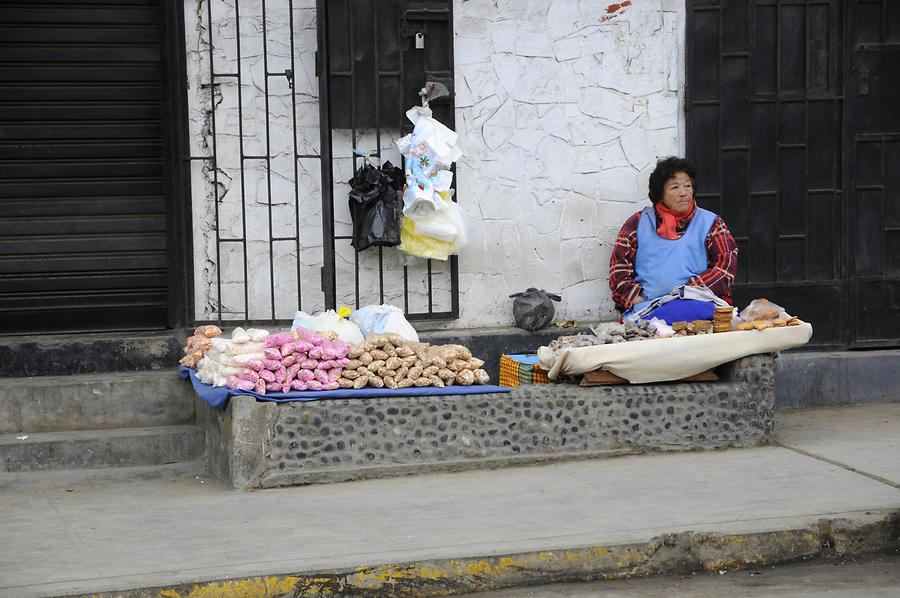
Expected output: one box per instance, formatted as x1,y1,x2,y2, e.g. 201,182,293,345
1,404,899,598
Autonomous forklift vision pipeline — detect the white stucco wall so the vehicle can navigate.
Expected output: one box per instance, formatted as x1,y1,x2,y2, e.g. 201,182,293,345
453,0,685,326
185,0,686,327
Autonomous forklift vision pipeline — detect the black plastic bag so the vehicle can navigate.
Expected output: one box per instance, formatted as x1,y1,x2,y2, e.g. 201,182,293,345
509,288,562,331
348,160,403,251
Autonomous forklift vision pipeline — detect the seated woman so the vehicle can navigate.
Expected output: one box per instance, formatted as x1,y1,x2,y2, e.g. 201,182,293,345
608,156,738,321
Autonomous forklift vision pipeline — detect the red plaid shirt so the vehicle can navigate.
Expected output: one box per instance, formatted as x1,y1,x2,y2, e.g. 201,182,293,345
609,207,738,313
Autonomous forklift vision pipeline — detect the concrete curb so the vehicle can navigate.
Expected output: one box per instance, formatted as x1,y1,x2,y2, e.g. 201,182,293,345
58,510,900,598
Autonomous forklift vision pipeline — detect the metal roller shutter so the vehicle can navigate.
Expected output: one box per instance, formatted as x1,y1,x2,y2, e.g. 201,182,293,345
0,0,171,334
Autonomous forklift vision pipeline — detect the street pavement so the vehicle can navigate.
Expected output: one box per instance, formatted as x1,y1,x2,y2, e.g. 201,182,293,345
0,403,898,597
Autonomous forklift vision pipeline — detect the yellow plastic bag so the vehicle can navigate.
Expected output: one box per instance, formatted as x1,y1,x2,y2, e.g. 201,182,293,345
400,215,457,260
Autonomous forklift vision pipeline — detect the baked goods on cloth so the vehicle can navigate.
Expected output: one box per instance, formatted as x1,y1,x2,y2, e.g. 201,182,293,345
537,322,812,384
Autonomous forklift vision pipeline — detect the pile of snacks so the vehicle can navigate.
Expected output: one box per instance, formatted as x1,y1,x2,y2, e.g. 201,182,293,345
179,325,222,369
591,322,628,344
625,319,658,340
197,327,268,387
712,306,734,333
671,320,713,336
735,298,802,331
735,316,801,331
338,333,490,389
226,328,352,394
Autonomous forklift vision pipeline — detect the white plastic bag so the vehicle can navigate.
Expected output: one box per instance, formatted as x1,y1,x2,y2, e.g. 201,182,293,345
291,310,366,345
410,200,469,247
349,304,419,342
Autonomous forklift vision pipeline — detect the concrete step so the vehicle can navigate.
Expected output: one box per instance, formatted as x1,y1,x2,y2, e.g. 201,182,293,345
0,369,195,434
0,331,183,377
776,349,900,408
0,459,210,493
0,425,206,472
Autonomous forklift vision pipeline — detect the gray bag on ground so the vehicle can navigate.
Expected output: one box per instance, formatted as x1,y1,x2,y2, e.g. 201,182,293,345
509,288,562,331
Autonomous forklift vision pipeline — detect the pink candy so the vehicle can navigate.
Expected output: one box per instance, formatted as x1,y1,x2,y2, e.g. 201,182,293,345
326,368,341,382
299,358,318,369
274,366,287,383
234,379,255,391
264,331,296,348
286,363,302,380
324,381,340,391
246,359,263,372
226,375,240,388
281,354,297,368
254,379,266,394
290,379,308,391
293,327,323,346
240,369,260,383
318,339,351,360
259,369,276,383
306,380,325,391
265,382,282,392
264,347,282,360
295,369,314,382
308,346,323,359
314,369,330,384
262,359,280,371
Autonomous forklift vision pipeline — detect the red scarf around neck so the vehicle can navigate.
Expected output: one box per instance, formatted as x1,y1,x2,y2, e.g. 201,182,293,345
655,201,695,240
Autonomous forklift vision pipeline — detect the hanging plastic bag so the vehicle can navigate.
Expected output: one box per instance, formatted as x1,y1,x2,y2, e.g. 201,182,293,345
399,191,468,260
291,310,365,345
349,304,419,342
396,104,465,259
399,215,455,261
347,159,403,251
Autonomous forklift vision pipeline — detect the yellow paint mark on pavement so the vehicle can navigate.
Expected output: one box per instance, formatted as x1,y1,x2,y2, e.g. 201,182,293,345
157,575,300,597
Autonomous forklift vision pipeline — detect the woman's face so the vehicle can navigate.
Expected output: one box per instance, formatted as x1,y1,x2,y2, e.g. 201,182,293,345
660,171,694,214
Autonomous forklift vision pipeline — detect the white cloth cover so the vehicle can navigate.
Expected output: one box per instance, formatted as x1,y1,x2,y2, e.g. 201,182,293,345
349,304,419,342
538,322,813,383
291,310,366,345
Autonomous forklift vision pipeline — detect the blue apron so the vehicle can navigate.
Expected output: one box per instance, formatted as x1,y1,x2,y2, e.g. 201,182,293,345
623,206,716,320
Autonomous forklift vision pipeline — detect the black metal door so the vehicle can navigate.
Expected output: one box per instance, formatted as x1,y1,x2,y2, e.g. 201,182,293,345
685,0,900,348
317,0,459,320
0,0,180,334
846,0,900,347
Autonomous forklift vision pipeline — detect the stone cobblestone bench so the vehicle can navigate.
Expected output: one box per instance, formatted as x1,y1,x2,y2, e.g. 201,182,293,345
196,354,776,489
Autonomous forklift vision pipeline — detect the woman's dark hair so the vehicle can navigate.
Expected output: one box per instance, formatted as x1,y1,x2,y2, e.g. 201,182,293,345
648,156,696,204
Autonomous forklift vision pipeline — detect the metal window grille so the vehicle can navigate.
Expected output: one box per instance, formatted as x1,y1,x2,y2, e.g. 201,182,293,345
187,0,459,325
317,0,459,321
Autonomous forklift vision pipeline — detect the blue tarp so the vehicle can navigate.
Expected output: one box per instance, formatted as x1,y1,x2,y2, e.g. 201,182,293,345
179,366,511,410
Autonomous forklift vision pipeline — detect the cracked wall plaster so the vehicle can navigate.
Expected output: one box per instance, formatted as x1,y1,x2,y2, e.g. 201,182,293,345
185,0,686,327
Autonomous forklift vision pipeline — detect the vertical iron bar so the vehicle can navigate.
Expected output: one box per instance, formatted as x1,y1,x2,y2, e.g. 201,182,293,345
399,0,410,314
206,0,222,322
262,0,276,319
426,259,433,313
317,0,336,309
379,246,384,304
289,0,302,313
447,2,459,317
425,16,434,314
374,1,385,303
349,1,360,310
234,0,250,320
